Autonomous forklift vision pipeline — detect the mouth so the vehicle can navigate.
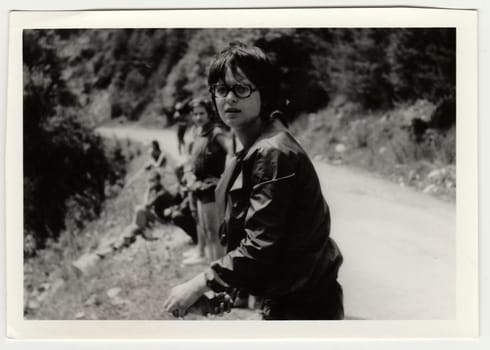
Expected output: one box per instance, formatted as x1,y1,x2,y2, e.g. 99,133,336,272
224,107,241,114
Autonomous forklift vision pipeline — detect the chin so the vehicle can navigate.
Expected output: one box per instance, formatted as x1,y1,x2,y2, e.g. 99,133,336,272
225,119,242,130
224,118,237,126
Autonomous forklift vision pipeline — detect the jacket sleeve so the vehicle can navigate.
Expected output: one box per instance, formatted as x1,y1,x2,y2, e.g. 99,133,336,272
209,147,297,295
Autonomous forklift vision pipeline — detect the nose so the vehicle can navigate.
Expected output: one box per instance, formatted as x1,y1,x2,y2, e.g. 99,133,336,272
224,88,238,101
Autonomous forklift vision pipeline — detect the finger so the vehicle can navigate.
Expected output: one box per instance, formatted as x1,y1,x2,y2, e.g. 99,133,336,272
224,296,232,312
164,297,175,311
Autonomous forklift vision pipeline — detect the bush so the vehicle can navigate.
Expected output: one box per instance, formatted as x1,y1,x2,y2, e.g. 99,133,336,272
23,30,128,256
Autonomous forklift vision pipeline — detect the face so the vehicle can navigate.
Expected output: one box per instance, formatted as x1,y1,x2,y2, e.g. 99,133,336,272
192,105,210,127
214,67,261,131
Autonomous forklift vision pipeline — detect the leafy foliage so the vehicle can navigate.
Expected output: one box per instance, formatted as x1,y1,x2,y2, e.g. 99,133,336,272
23,30,127,255
39,28,455,127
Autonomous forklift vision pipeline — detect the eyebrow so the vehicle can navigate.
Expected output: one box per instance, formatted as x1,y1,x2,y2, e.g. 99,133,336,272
220,76,254,86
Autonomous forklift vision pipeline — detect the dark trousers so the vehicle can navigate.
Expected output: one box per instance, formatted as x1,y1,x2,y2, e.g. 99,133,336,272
261,281,344,320
173,215,198,244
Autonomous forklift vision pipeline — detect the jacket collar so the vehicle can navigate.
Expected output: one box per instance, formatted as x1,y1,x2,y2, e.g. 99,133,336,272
241,118,288,161
215,118,288,221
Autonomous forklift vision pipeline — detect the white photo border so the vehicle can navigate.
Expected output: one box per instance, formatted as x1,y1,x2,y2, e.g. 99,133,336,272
5,7,478,340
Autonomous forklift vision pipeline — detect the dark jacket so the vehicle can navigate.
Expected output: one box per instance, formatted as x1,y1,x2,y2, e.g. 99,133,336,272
191,123,227,181
208,119,343,318
190,123,227,202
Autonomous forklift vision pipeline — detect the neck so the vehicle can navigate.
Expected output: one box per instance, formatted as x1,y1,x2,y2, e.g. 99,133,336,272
234,118,264,150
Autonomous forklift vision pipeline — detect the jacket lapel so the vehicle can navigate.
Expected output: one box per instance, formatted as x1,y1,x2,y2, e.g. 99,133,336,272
215,155,240,222
215,118,285,221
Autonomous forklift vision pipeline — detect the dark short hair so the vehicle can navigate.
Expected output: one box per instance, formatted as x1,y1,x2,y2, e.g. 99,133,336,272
208,42,280,119
151,140,160,150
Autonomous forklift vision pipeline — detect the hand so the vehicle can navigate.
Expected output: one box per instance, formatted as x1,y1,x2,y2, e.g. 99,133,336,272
205,292,234,316
163,273,209,318
189,180,203,192
197,181,212,191
202,178,219,188
185,291,233,316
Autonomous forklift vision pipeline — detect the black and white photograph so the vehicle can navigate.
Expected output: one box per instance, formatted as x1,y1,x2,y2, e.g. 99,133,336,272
5,7,479,340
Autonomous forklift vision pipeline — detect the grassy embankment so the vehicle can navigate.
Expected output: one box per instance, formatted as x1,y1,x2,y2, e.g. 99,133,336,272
291,99,456,201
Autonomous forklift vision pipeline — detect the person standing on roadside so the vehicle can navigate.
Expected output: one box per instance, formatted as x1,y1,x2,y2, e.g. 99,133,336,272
182,97,233,265
174,101,190,155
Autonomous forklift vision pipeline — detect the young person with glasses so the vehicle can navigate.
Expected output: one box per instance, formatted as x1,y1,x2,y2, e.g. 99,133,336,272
164,42,344,320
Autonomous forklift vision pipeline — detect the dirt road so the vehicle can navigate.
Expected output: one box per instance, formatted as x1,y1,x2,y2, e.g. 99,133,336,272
98,125,456,320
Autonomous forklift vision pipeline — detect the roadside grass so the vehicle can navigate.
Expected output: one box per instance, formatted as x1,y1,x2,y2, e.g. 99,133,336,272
30,226,259,320
24,137,145,316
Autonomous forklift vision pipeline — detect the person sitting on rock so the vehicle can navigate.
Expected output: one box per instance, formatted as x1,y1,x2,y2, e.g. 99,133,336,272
145,140,167,170
94,168,199,262
123,170,177,244
162,164,199,245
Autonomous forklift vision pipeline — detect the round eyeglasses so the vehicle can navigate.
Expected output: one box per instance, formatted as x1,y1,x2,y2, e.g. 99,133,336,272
209,84,258,99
